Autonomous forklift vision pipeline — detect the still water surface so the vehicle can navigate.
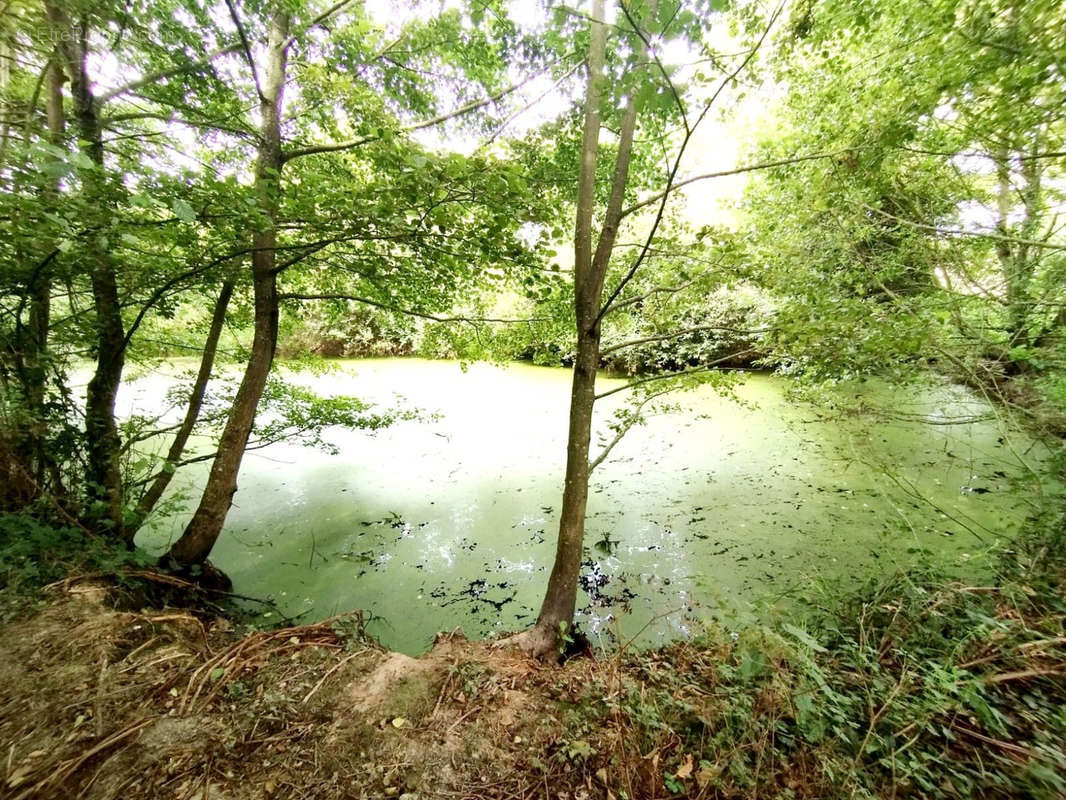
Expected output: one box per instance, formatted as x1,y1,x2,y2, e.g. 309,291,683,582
133,359,1041,653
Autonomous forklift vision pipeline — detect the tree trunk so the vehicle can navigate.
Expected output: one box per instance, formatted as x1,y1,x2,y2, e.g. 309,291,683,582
523,0,647,656
995,148,1027,348
1011,131,1043,347
527,328,600,652
47,3,128,539
84,247,127,539
995,133,1044,354
166,12,289,569
17,58,64,489
131,277,235,529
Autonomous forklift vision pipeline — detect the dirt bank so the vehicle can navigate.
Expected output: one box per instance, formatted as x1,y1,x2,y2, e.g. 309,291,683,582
3,564,1064,800
0,581,656,800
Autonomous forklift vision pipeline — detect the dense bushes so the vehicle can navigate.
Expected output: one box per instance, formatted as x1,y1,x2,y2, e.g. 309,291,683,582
554,511,1066,798
276,308,419,359
266,286,774,374
0,514,147,620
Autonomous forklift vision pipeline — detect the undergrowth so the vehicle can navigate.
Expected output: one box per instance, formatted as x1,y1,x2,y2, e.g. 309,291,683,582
1,513,1064,798
553,512,1066,799
0,514,275,627
0,514,149,620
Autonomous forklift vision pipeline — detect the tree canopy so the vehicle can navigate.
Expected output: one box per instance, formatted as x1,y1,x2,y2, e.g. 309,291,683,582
1,0,1064,655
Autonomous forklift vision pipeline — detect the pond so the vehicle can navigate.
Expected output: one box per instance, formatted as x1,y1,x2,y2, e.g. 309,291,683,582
132,358,1044,654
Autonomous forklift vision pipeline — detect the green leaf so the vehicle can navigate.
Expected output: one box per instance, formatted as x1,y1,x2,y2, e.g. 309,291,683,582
783,623,828,653
172,199,197,222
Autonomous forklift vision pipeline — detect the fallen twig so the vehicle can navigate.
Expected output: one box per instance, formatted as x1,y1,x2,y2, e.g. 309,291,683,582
302,650,366,704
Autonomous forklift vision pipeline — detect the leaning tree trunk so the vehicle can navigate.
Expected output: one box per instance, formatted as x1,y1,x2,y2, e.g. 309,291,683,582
166,13,289,569
131,277,236,529
47,3,128,539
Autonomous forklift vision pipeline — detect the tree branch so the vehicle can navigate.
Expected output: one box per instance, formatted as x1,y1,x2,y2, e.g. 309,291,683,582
589,386,674,473
603,279,698,316
593,349,756,401
283,61,565,161
225,0,264,101
276,292,543,323
475,61,583,153
620,149,850,219
863,203,1066,251
284,0,359,50
101,110,256,140
619,1,687,133
122,247,253,351
600,325,768,356
595,2,786,325
97,44,240,105
1018,150,1066,162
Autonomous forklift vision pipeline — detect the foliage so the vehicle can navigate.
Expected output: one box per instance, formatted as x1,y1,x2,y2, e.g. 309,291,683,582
251,373,419,455
277,308,417,359
0,514,149,616
0,0,563,546
742,0,1066,396
553,510,1066,798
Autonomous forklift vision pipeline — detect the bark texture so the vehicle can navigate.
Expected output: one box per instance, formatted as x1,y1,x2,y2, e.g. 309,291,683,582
525,0,647,656
166,13,290,567
47,2,128,539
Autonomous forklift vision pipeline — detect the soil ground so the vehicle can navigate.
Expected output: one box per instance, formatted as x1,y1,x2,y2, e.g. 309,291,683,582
0,580,640,800
4,565,1064,800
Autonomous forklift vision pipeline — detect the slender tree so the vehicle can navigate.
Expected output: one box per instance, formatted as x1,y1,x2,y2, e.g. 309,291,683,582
44,1,129,536
130,277,236,527
165,7,290,569
508,0,783,656
164,0,556,570
12,55,64,495
513,0,641,655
